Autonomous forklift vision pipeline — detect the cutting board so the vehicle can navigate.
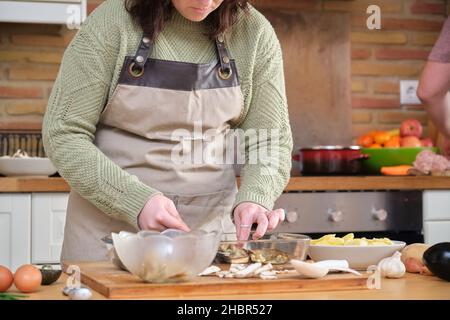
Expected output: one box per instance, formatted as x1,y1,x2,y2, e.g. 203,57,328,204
63,261,369,299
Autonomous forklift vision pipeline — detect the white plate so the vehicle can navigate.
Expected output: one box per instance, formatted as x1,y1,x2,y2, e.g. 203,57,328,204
308,241,406,270
0,157,58,176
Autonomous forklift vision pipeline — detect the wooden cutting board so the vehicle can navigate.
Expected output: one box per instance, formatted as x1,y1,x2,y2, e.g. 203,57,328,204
63,261,370,299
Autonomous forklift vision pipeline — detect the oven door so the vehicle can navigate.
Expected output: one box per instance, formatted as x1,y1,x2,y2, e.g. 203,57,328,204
273,191,423,243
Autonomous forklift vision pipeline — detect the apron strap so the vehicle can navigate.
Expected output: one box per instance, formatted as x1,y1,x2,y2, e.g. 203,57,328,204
215,34,233,80
131,32,233,80
131,34,153,73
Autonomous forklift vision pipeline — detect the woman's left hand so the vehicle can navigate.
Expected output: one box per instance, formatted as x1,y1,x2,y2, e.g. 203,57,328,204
233,202,285,240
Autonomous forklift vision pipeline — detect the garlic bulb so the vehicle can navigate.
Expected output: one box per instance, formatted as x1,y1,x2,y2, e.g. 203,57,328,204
378,251,406,278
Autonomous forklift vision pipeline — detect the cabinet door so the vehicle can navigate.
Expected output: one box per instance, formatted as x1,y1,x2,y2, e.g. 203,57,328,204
31,193,68,264
424,221,450,245
0,194,31,271
423,190,450,220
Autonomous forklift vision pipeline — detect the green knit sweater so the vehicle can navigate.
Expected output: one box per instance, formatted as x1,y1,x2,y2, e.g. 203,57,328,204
42,0,293,229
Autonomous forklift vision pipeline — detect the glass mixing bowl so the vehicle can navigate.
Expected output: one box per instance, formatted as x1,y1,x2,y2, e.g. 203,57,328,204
215,233,311,265
110,229,221,283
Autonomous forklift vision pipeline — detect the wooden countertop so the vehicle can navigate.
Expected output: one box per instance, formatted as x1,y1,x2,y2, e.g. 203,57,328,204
14,272,450,300
1,176,450,193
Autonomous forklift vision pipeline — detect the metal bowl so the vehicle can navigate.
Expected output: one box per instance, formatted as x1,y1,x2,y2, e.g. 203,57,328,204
215,233,310,264
39,264,62,285
111,229,222,283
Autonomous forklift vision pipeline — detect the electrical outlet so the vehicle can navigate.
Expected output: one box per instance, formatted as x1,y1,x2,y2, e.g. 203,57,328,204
400,80,421,105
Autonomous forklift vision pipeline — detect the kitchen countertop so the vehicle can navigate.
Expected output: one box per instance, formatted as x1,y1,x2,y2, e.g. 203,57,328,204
1,176,450,193
14,272,450,300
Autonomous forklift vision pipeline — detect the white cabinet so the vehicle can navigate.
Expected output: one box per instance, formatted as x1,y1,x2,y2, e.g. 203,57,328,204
31,193,68,264
424,221,450,245
0,193,68,271
423,190,450,245
0,194,31,272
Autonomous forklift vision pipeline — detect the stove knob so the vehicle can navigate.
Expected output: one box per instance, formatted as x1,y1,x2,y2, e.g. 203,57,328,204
372,208,388,221
327,209,343,222
286,211,298,223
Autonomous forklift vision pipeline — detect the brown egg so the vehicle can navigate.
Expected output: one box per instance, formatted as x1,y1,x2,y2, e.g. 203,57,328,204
0,265,14,292
14,264,42,293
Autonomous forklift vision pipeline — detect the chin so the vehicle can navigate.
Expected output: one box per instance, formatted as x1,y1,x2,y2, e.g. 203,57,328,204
186,13,209,22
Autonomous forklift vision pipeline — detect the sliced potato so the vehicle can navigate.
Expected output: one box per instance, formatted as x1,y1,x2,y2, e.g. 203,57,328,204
311,233,393,246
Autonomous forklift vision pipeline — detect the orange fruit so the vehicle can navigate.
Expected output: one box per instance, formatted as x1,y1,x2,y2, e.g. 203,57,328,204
369,143,382,148
357,134,374,148
367,130,381,138
384,136,401,148
373,132,391,145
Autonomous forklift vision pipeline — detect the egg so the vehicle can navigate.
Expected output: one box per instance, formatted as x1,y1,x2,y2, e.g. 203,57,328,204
14,264,42,293
0,265,14,292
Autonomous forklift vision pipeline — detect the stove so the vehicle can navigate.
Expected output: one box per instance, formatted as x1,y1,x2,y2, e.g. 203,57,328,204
273,190,423,243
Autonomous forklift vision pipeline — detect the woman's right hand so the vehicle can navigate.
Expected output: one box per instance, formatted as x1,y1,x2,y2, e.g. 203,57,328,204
138,194,190,232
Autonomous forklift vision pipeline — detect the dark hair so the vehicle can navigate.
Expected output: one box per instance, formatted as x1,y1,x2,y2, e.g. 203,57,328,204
125,0,249,41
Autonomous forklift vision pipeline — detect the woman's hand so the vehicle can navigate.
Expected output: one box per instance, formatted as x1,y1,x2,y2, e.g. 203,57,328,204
233,202,285,240
138,194,190,232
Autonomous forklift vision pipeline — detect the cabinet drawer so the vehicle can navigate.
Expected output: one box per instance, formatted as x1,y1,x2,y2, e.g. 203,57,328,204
424,221,450,245
423,191,450,220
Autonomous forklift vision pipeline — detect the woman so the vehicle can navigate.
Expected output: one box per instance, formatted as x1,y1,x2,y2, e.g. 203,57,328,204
43,0,293,262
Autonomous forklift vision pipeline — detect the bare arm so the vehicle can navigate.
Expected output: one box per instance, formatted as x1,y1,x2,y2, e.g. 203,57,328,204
417,61,450,139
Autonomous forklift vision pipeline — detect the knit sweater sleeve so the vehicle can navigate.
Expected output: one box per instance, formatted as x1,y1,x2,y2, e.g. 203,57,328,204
233,20,293,211
42,4,162,229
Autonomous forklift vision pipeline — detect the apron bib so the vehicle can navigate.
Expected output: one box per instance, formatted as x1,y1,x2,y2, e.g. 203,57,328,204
61,32,244,261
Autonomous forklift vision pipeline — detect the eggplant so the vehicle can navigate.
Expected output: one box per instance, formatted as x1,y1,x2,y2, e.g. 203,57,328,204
423,242,450,282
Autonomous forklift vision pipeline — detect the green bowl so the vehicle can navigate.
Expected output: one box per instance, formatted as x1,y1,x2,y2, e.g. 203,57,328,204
361,147,439,174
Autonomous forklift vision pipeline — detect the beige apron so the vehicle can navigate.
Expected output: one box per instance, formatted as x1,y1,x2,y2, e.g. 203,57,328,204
61,32,244,262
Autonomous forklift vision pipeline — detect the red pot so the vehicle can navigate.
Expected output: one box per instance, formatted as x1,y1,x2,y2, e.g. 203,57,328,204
292,146,370,175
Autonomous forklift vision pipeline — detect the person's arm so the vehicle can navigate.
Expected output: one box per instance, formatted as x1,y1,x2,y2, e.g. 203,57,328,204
417,17,450,140
42,5,162,229
417,61,450,139
233,22,293,239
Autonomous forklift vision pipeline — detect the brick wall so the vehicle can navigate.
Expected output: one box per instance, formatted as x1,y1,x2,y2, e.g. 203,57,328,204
0,0,448,142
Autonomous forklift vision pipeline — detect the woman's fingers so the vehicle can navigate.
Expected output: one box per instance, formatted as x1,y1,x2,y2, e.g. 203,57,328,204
233,211,242,240
165,201,185,221
235,205,286,240
267,211,280,231
252,211,269,240
237,213,255,241
236,206,259,241
159,211,191,232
